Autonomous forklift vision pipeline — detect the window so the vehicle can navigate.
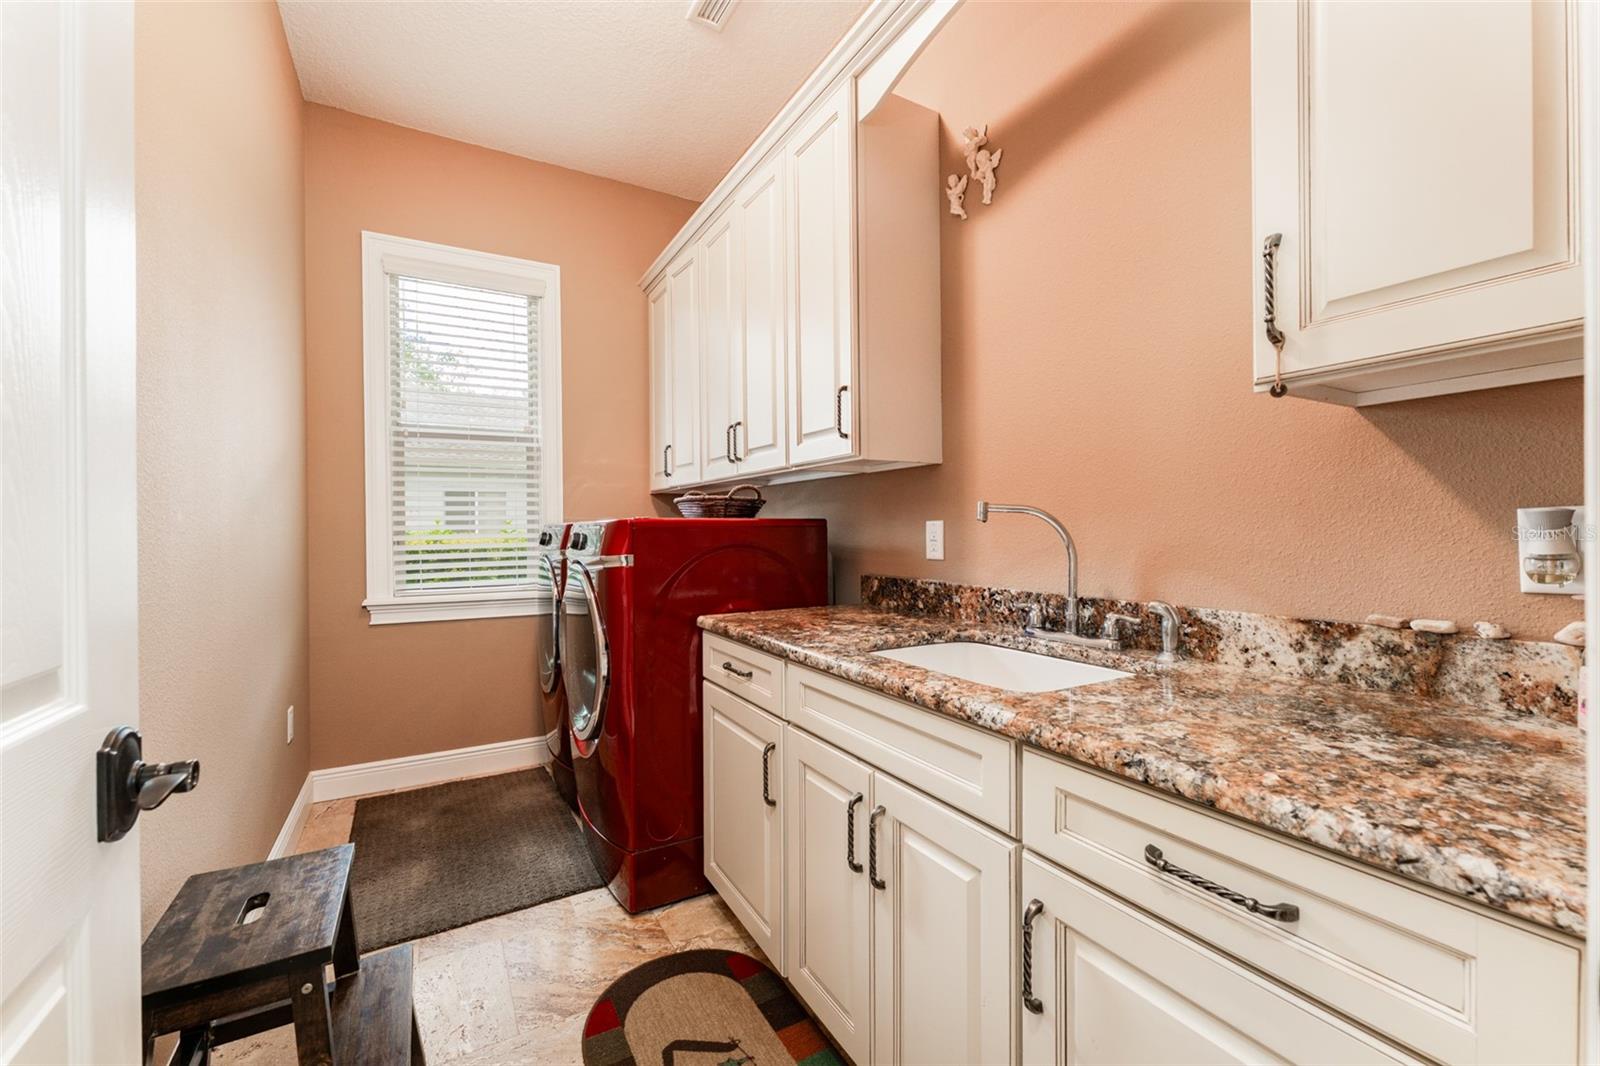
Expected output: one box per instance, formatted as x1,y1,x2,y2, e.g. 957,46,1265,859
361,232,561,624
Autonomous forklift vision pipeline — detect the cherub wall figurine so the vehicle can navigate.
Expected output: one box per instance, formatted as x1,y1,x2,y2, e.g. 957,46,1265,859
945,173,968,219
961,125,989,178
973,146,1003,205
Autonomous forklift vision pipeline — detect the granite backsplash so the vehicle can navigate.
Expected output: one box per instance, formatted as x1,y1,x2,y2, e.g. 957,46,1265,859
860,575,1582,723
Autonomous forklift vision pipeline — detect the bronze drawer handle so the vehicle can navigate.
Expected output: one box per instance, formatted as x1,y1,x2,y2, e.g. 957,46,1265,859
1144,844,1299,923
720,661,754,681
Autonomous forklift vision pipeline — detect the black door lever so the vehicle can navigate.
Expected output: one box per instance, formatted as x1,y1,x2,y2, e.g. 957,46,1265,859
97,727,200,842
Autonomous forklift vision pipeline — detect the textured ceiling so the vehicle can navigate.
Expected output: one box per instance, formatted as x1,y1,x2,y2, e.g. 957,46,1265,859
276,0,866,201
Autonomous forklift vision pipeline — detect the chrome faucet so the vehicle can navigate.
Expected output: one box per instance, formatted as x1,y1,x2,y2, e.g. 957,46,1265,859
1148,600,1182,662
976,501,1128,649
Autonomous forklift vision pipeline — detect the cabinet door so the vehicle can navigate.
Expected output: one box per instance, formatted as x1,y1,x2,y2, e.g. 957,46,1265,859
871,773,1016,1066
734,153,788,475
785,82,856,465
699,206,740,484
1251,1,1581,399
664,249,701,485
784,725,872,1065
1019,854,1420,1066
646,277,672,491
702,683,783,969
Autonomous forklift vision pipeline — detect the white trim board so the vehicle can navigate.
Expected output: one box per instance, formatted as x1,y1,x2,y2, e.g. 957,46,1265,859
267,773,315,861
309,734,552,803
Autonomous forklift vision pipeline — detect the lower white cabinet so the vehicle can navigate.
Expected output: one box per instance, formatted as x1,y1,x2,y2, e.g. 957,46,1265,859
784,725,874,1064
871,773,1015,1066
1019,854,1419,1066
702,683,785,968
781,724,1016,1065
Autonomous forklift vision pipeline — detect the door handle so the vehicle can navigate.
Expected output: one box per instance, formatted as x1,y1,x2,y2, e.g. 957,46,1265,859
732,421,743,462
726,424,734,464
1022,899,1044,1014
835,385,850,439
760,742,777,807
845,793,864,872
868,804,886,890
662,444,672,478
97,727,200,843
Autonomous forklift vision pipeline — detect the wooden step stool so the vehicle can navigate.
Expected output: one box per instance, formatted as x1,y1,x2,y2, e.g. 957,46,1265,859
141,844,424,1065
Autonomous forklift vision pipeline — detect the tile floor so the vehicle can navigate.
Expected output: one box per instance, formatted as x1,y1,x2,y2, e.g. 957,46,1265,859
214,774,764,1065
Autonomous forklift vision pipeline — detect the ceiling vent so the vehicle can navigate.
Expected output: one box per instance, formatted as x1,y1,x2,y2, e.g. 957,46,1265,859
685,0,737,31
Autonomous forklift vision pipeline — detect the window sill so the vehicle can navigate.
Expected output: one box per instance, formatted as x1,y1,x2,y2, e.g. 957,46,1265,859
363,591,552,626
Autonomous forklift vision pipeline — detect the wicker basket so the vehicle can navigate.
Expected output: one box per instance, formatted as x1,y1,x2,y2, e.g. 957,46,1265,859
672,484,767,518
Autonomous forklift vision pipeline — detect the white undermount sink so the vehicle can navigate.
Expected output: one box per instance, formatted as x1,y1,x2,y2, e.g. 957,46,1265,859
872,641,1132,693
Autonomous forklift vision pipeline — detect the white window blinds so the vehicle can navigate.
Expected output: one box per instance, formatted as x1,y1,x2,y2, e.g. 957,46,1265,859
386,272,544,593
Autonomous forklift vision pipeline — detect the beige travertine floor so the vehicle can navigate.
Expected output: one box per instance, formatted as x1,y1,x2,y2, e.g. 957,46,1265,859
214,773,764,1066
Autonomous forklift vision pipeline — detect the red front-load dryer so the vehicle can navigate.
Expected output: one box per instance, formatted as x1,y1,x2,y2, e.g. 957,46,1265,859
558,517,827,912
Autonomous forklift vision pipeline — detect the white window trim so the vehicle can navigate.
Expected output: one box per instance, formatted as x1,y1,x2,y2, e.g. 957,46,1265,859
360,231,563,625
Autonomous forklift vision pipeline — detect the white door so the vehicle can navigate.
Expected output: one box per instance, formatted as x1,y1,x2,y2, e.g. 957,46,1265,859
734,154,788,476
1252,0,1582,391
1,3,143,1063
786,83,856,466
784,727,871,1066
871,773,1016,1066
665,250,702,485
698,207,740,484
702,684,783,969
1019,855,1418,1066
647,277,672,491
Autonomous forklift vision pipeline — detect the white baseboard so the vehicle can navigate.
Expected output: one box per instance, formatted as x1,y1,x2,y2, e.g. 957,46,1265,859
309,734,553,804
267,772,315,860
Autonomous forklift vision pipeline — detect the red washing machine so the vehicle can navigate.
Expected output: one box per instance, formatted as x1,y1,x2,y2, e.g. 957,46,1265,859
533,523,578,810
558,517,827,912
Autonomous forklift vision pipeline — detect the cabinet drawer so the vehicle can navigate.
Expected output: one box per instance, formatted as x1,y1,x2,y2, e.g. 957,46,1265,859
1021,853,1420,1065
1021,751,1580,1065
786,664,1015,834
703,634,784,715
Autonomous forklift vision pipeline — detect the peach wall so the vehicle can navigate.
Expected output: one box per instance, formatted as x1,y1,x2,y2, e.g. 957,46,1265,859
765,0,1583,640
136,0,308,932
304,106,695,770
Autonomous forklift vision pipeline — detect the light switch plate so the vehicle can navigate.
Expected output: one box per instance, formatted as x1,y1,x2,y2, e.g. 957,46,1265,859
925,520,945,560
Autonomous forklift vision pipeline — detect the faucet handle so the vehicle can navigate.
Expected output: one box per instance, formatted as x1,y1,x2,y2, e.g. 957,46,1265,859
1100,612,1141,641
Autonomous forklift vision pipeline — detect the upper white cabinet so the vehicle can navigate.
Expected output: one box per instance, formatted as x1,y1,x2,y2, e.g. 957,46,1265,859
643,0,951,491
1251,0,1583,406
647,249,702,489
786,83,858,466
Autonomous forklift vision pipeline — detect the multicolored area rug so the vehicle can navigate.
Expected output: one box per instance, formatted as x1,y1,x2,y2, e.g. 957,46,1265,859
582,949,844,1066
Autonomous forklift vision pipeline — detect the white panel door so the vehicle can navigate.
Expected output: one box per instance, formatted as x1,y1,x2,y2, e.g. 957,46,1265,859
665,250,701,486
734,154,788,476
647,277,672,491
871,773,1016,1066
698,207,740,484
1019,855,1419,1066
784,726,872,1066
786,83,856,466
1,3,142,1063
702,684,784,970
1252,1,1581,389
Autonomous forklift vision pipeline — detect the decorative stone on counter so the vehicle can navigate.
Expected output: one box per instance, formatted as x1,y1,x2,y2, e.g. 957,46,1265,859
698,604,1586,935
1365,613,1409,629
1408,618,1459,634
1554,621,1585,647
1474,621,1511,640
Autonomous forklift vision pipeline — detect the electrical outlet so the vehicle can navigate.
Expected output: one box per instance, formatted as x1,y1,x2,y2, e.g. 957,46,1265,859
286,705,294,745
925,520,945,561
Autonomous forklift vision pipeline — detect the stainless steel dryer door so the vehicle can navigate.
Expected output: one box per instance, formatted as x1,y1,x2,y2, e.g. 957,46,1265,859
534,552,562,695
560,559,609,754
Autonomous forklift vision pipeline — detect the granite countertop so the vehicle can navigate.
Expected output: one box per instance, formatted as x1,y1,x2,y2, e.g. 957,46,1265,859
699,605,1587,935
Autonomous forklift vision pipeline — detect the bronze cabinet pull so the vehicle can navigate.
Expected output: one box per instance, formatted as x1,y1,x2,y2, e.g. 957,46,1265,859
868,805,887,890
760,743,777,807
1021,898,1044,1014
845,793,864,872
1144,844,1299,923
